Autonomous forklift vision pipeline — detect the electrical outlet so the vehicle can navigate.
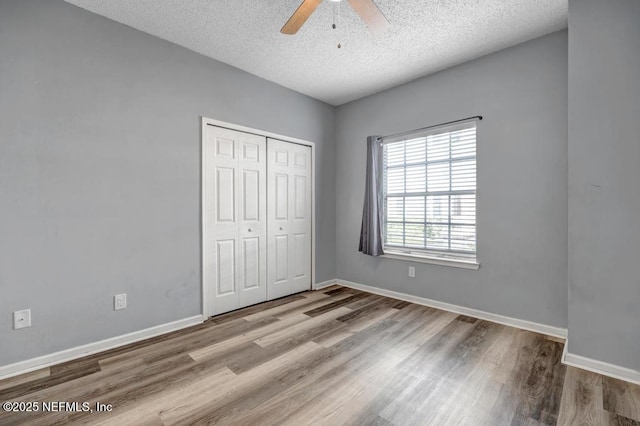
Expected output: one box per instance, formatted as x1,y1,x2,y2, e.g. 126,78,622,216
13,309,31,329
114,294,127,311
408,266,416,278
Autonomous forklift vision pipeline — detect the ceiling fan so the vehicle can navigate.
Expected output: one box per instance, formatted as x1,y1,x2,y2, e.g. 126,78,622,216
281,0,390,35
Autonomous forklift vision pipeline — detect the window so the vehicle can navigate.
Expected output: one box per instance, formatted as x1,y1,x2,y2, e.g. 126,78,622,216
382,121,477,263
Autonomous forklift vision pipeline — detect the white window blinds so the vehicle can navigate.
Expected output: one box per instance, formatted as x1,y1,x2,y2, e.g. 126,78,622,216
382,121,477,260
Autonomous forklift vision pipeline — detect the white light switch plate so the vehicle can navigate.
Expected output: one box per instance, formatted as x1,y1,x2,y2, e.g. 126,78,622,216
408,266,416,278
13,309,31,329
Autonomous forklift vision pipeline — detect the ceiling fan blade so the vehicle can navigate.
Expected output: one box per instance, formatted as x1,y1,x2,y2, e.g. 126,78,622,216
281,0,323,35
347,0,390,33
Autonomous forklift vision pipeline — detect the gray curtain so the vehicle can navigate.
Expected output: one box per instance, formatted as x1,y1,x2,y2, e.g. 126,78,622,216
359,136,384,256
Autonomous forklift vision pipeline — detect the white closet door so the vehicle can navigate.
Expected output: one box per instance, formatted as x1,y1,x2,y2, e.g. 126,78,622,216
267,139,312,300
204,126,267,316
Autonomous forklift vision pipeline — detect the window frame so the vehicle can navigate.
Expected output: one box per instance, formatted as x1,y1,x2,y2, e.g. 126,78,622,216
380,120,479,268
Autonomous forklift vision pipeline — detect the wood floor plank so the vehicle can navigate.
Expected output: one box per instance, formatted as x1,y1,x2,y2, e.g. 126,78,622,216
3,350,192,407
339,293,385,311
320,284,341,293
313,327,354,348
1,286,638,426
189,314,310,361
269,292,354,320
142,317,281,365
393,314,478,379
282,374,382,425
254,307,352,347
315,295,432,347
380,321,505,425
603,376,640,422
545,335,566,344
207,293,307,325
455,314,479,324
1,354,198,426
226,317,348,374
303,293,368,317
159,342,326,425
98,355,145,373
297,319,429,424
3,320,306,423
242,290,332,321
387,301,438,323
97,316,279,369
227,319,402,425
335,297,398,324
0,368,50,391
509,337,565,425
422,323,514,426
557,366,607,426
323,287,352,296
390,300,412,310
607,413,640,426
482,331,542,423
280,327,425,425
0,360,101,401
345,307,398,333
312,302,401,347
89,366,238,426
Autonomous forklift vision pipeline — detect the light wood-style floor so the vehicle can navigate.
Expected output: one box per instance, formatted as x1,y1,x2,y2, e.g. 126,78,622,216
1,285,639,425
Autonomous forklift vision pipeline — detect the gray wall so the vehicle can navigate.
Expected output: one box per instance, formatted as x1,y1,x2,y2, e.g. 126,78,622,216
335,31,568,328
0,0,335,366
568,0,640,371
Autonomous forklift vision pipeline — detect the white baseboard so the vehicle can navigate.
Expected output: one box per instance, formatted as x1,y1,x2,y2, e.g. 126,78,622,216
0,315,204,381
313,280,339,291
561,338,640,385
334,279,568,339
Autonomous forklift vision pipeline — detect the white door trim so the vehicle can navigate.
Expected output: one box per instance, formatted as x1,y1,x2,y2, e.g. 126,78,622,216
201,117,316,319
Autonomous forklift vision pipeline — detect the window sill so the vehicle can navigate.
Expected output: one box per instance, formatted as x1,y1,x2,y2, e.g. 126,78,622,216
380,251,480,270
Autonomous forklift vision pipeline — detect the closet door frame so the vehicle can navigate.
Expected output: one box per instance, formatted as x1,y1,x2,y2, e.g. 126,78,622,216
201,117,317,319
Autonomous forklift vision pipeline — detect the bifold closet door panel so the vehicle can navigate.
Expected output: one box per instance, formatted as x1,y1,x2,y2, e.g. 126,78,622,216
288,142,312,294
267,139,291,300
267,139,312,300
204,126,267,316
237,133,267,308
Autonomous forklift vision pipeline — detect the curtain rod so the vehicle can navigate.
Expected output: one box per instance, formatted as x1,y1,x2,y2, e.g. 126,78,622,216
381,115,482,142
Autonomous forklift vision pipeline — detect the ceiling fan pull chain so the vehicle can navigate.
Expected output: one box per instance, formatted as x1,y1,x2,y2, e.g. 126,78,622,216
332,2,336,29
335,2,342,48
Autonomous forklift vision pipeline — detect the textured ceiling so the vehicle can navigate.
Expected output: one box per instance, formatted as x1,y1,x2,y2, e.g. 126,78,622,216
65,0,568,106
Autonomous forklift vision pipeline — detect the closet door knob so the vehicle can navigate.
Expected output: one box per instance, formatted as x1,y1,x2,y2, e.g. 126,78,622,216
248,228,252,232
279,227,283,231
